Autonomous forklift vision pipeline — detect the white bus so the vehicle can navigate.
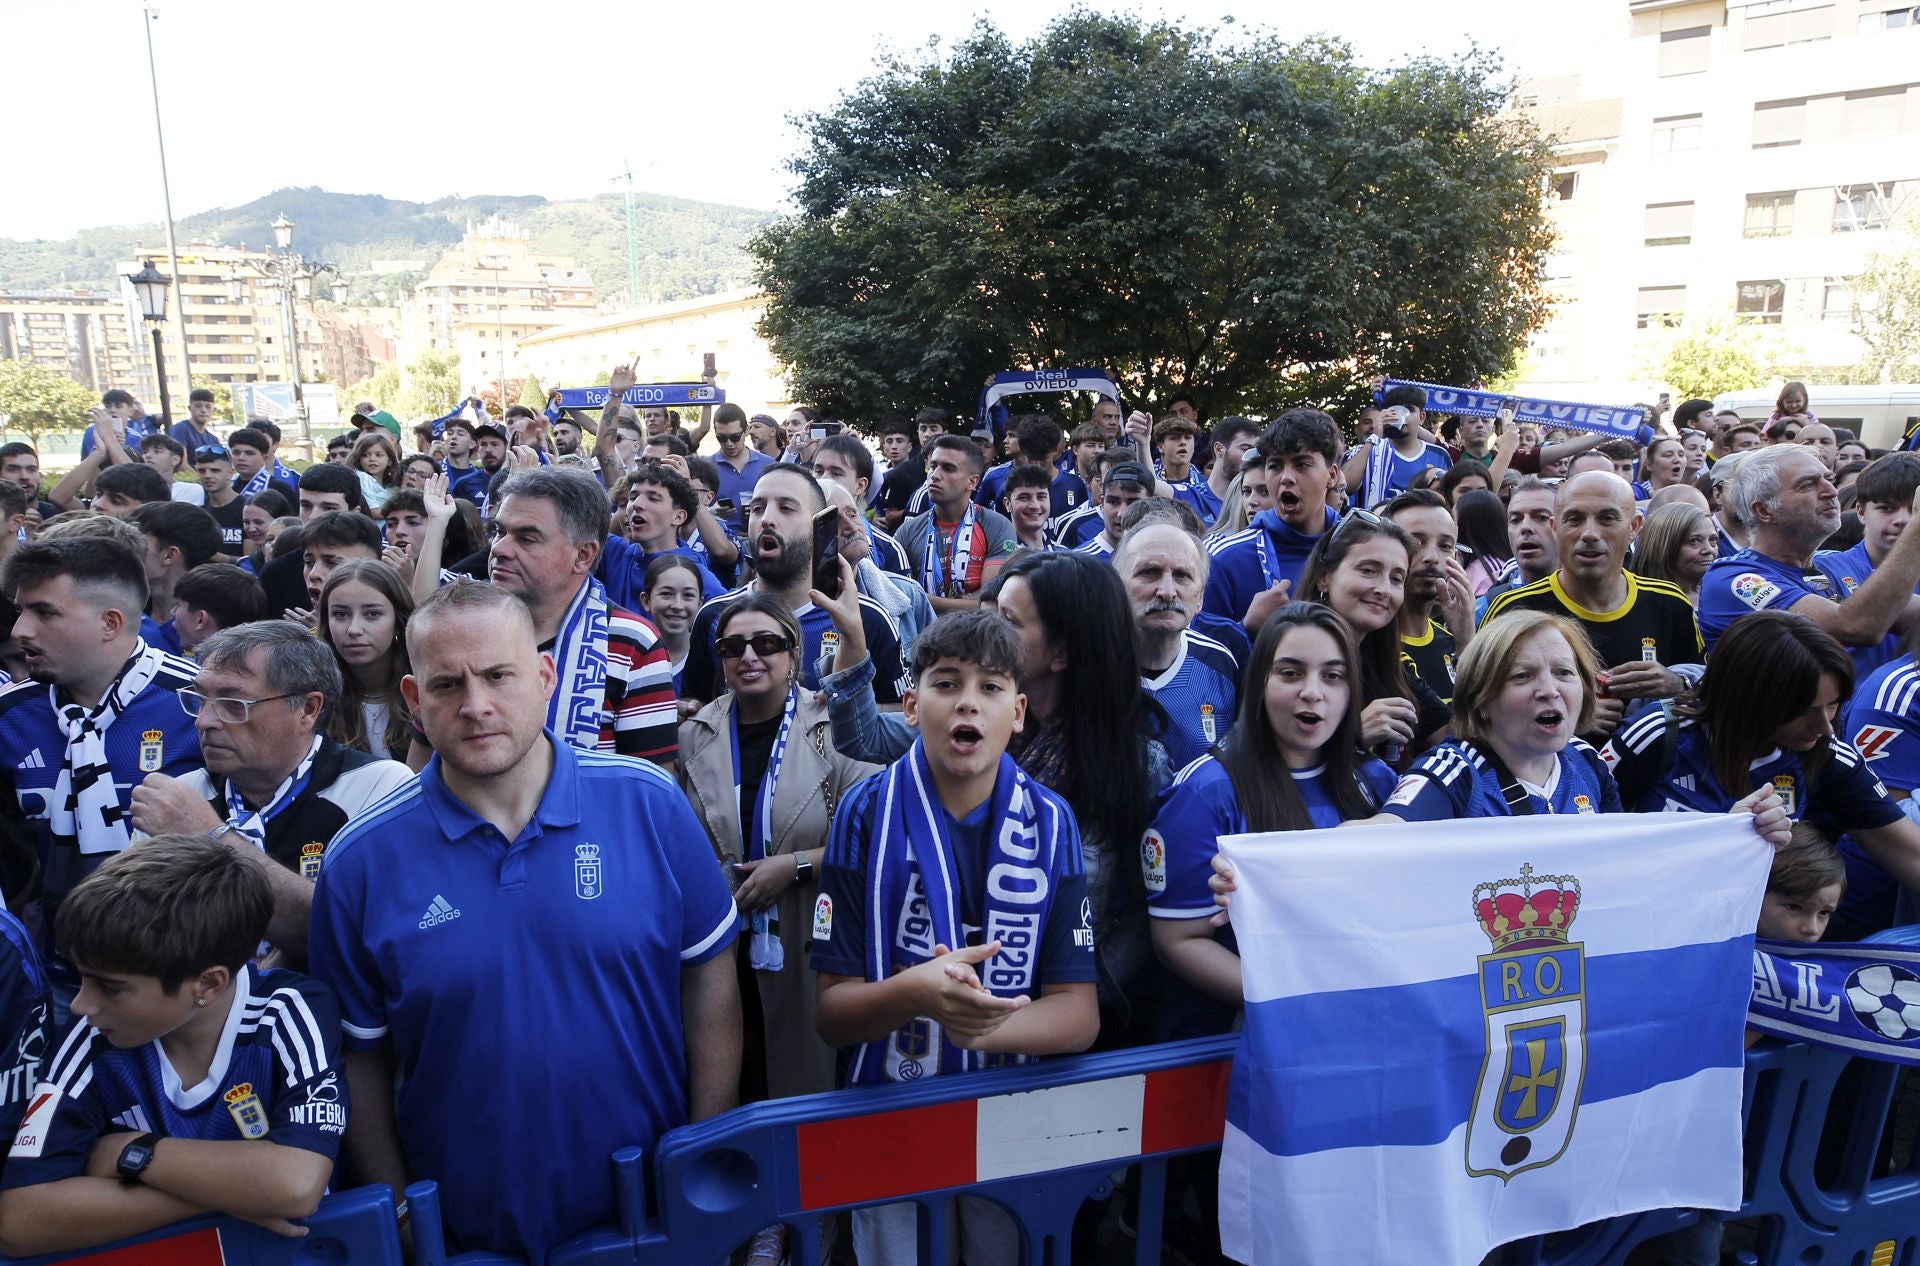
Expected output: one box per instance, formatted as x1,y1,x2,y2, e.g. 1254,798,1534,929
1711,384,1920,451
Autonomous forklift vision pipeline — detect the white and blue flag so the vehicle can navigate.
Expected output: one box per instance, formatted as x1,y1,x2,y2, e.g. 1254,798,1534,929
1217,812,1770,1266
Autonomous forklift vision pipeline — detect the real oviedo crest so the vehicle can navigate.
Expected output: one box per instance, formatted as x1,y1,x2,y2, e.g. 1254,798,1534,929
1466,863,1586,1182
574,843,603,900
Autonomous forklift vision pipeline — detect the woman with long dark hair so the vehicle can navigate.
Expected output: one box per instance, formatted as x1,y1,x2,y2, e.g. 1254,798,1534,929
1297,512,1448,762
317,560,414,761
1147,602,1394,1033
1453,489,1513,599
818,549,1170,1043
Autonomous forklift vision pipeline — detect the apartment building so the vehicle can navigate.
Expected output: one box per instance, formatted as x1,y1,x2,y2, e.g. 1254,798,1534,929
0,289,144,394
400,217,596,382
1517,0,1920,397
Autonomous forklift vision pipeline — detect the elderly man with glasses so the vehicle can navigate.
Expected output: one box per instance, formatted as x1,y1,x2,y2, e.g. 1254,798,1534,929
130,621,414,965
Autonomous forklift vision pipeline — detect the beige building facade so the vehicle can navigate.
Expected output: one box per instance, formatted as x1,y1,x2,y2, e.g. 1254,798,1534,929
0,289,145,395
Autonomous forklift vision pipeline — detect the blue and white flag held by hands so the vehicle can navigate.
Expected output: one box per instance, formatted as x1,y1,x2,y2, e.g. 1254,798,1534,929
1384,378,1656,447
1216,812,1770,1266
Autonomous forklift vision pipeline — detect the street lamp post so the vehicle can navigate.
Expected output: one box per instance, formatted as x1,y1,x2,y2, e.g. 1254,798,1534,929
125,259,174,426
232,213,334,458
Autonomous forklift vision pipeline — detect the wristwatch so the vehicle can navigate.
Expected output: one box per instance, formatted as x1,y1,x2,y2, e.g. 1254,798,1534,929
117,1132,163,1185
793,855,815,884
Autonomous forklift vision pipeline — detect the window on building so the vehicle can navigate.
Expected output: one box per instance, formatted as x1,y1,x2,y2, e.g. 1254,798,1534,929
1752,99,1807,148
1858,6,1919,31
1822,283,1855,322
1659,26,1712,75
1843,87,1908,136
1652,113,1704,153
1637,286,1687,328
1643,201,1695,245
1744,191,1797,237
1787,4,1834,42
1834,183,1895,231
1550,171,1579,200
1736,280,1787,323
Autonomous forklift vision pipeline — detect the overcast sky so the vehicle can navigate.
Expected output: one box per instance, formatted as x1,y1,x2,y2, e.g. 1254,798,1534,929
4,0,1619,241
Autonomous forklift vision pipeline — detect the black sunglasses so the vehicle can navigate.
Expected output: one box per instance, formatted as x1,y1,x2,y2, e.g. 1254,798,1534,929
1329,506,1384,544
715,632,795,660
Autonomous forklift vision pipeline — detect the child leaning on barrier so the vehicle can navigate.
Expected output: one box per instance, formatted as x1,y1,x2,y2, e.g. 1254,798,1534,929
813,610,1099,1264
0,836,345,1256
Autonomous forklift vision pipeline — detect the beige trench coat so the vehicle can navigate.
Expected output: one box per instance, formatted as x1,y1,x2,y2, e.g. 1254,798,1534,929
678,691,880,1099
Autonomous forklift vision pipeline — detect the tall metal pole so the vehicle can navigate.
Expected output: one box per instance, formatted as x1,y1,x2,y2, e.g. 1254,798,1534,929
142,4,191,417
148,324,171,424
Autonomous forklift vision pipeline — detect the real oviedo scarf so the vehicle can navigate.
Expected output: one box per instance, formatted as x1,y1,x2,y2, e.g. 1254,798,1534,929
849,741,1074,1084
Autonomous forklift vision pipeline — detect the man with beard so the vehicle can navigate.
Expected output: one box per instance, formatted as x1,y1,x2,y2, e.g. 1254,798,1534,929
0,536,201,1004
901,436,1018,610
1383,490,1479,706
680,464,908,705
1475,477,1560,619
1486,470,1702,738
1702,446,1920,654
309,579,739,1262
1204,410,1340,634
1116,521,1238,769
551,416,585,459
474,468,678,768
1199,417,1259,526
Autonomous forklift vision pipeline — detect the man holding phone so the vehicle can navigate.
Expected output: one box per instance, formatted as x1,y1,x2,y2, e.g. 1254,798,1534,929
710,403,771,534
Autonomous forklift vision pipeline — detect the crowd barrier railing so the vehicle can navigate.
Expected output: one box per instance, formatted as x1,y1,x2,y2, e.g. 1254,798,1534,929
9,1033,1918,1266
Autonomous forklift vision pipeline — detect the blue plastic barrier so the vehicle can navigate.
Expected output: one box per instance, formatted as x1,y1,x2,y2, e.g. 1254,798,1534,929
12,1037,1919,1266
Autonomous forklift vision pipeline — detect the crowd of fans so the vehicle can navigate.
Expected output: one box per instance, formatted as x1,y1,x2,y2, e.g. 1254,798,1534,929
0,373,1907,1266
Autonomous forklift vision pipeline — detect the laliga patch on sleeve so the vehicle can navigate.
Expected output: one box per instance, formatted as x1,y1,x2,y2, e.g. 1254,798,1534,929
1141,829,1167,894
1854,724,1900,762
811,894,833,941
1598,743,1620,768
1731,572,1782,610
1385,776,1424,809
11,1087,58,1158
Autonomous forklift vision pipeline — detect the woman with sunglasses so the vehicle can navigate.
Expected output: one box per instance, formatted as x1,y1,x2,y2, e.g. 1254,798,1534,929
1298,511,1448,764
677,594,879,1101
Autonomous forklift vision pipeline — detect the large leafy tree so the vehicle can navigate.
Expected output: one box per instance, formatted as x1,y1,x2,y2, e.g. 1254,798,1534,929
0,360,98,447
752,14,1557,425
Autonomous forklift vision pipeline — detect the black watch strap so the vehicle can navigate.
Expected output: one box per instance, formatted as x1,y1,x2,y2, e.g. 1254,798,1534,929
116,1131,163,1185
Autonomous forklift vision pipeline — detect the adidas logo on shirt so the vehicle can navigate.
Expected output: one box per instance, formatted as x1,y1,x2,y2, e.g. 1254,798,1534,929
15,750,43,770
418,895,462,929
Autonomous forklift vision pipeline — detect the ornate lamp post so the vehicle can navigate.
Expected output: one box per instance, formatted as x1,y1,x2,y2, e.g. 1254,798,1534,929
125,259,174,425
231,213,334,457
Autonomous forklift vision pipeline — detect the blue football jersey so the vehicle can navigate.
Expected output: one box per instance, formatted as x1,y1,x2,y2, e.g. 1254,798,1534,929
1143,630,1242,769
3,966,344,1190
1384,739,1621,820
0,910,48,1168
1356,437,1451,508
1051,503,1103,549
1698,548,1834,651
1846,654,1920,795
1202,508,1335,626
1811,541,1902,677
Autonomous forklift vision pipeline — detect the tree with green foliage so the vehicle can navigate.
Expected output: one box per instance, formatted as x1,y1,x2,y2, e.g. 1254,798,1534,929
517,372,546,407
1848,221,1920,385
189,378,236,424
396,350,461,420
347,363,402,414
0,361,98,447
751,14,1557,425
1641,313,1780,402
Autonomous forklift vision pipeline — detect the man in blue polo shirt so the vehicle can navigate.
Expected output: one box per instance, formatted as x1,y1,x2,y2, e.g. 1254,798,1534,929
710,403,772,534
1700,446,1920,656
0,536,201,1002
309,579,739,1264
1204,409,1339,634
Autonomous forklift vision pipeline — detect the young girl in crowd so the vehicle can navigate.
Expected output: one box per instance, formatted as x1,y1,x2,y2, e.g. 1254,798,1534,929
239,490,291,574
641,554,705,706
1146,602,1396,1037
1630,502,1717,604
1771,380,1817,426
317,560,414,761
346,432,401,511
1297,511,1448,764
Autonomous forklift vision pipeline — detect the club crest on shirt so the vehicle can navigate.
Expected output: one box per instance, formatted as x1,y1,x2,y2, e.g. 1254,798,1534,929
1571,795,1594,814
1731,572,1780,611
1466,863,1586,1182
299,841,326,880
1640,637,1657,663
574,843,603,900
812,893,834,941
224,1083,269,1139
1772,774,1797,817
1141,829,1167,894
1199,703,1217,744
138,729,165,773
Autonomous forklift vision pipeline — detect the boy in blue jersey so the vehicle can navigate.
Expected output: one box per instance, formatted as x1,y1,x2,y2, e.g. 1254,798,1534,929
310,581,739,1264
1204,409,1341,634
598,462,726,608
1154,416,1215,523
1118,522,1241,767
1700,447,1920,654
1338,384,1452,509
814,610,1097,1264
0,837,342,1256
1815,452,1920,611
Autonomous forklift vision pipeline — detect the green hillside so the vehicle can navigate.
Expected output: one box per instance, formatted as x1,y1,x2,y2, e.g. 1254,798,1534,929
0,187,776,306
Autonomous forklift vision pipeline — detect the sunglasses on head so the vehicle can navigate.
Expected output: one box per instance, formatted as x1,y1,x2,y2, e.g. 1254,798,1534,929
715,632,795,660
1329,505,1383,543
193,444,230,461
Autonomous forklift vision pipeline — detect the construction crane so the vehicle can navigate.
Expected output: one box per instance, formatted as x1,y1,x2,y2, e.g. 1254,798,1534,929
612,159,642,308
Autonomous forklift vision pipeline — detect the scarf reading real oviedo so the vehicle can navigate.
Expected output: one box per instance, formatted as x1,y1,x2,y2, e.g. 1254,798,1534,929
849,742,1072,1085
1382,379,1657,447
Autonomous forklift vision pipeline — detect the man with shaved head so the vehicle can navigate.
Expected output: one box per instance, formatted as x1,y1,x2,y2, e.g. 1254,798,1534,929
1483,469,1703,738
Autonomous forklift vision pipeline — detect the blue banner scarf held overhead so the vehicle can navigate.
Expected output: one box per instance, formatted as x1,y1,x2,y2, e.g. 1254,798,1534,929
551,383,727,411
1384,378,1656,447
1749,936,1920,1063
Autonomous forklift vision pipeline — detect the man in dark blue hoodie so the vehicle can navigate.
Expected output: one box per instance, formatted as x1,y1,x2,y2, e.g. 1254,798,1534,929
1202,409,1340,634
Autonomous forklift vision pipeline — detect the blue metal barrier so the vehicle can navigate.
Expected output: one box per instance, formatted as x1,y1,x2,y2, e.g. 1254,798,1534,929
11,1036,1919,1266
